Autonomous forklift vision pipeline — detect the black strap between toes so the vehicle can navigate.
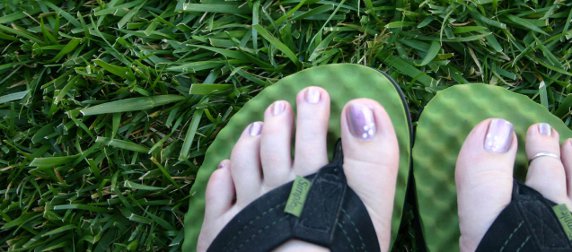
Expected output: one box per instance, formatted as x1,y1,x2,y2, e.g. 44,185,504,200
207,140,380,252
476,181,572,252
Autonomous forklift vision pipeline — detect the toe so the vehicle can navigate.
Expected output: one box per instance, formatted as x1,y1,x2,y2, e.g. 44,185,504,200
204,160,235,220
455,118,516,252
198,160,235,252
293,87,330,176
260,101,294,190
340,99,399,252
230,122,264,206
524,123,568,204
562,139,572,198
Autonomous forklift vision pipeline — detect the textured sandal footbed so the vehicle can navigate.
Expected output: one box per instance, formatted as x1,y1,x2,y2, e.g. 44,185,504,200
413,84,572,252
182,64,412,251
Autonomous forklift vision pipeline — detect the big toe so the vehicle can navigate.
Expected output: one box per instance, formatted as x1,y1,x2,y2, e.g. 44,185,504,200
455,118,517,252
340,99,400,252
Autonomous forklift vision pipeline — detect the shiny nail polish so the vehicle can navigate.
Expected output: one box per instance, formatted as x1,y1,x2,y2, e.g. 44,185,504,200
538,123,551,136
484,119,514,153
249,122,263,136
346,103,376,140
272,101,286,116
305,87,321,104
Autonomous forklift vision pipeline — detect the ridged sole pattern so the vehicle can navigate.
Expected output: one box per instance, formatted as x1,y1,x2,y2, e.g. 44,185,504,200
182,64,412,251
413,84,572,252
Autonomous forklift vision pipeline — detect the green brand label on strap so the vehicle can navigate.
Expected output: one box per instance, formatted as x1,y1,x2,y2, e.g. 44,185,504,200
553,204,572,241
284,176,312,217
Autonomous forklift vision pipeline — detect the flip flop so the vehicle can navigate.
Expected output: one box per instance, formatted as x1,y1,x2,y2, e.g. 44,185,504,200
412,84,572,251
182,64,413,251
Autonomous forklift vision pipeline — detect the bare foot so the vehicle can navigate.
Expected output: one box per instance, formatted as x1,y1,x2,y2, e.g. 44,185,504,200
456,119,572,251
196,87,400,252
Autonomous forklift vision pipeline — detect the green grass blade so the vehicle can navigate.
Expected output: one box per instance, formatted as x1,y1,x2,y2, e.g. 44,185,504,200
253,24,300,66
94,1,145,16
386,21,416,29
41,225,77,237
179,108,204,161
166,60,227,73
52,204,107,213
485,35,503,52
419,41,440,66
44,2,81,28
0,12,27,24
95,136,149,153
123,180,164,191
380,55,436,87
555,95,572,117
539,80,549,109
0,90,28,104
0,24,42,43
189,84,232,95
180,3,250,15
506,15,548,35
79,95,185,116
53,38,82,62
30,155,81,168
94,59,134,80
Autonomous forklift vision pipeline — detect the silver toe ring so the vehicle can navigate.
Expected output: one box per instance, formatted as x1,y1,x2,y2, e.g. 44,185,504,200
528,152,560,163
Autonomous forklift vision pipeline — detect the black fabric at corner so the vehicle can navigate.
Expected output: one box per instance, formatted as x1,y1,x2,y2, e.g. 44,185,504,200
207,141,380,252
476,181,572,251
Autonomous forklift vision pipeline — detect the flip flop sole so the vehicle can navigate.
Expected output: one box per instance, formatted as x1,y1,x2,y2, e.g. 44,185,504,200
183,64,412,251
413,84,572,251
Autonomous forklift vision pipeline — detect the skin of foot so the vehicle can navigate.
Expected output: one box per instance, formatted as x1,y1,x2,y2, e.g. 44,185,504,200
196,87,400,252
456,118,572,251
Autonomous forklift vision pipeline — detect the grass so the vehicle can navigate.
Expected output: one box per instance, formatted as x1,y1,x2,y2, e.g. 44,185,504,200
0,0,571,251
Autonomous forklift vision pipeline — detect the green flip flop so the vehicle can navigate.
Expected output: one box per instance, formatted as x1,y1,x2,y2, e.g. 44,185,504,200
413,84,572,251
182,64,412,251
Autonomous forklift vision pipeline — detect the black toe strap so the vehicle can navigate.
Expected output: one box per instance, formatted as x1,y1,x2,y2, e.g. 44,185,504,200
208,141,380,252
476,181,572,252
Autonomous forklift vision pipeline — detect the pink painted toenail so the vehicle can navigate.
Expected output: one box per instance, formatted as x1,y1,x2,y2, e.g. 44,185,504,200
248,122,263,136
484,119,513,153
305,87,321,104
347,103,376,141
272,101,286,116
538,123,552,136
218,162,226,169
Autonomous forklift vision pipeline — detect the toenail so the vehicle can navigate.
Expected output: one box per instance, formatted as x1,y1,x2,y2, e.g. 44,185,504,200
538,123,552,136
217,162,226,169
346,103,376,141
271,101,286,116
305,87,321,104
484,119,513,153
248,122,263,136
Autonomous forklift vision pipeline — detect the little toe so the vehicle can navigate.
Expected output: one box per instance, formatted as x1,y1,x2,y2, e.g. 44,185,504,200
230,122,264,206
204,160,235,219
293,87,330,176
260,101,294,190
455,118,516,252
197,160,235,252
340,99,399,252
562,139,572,198
524,123,569,204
